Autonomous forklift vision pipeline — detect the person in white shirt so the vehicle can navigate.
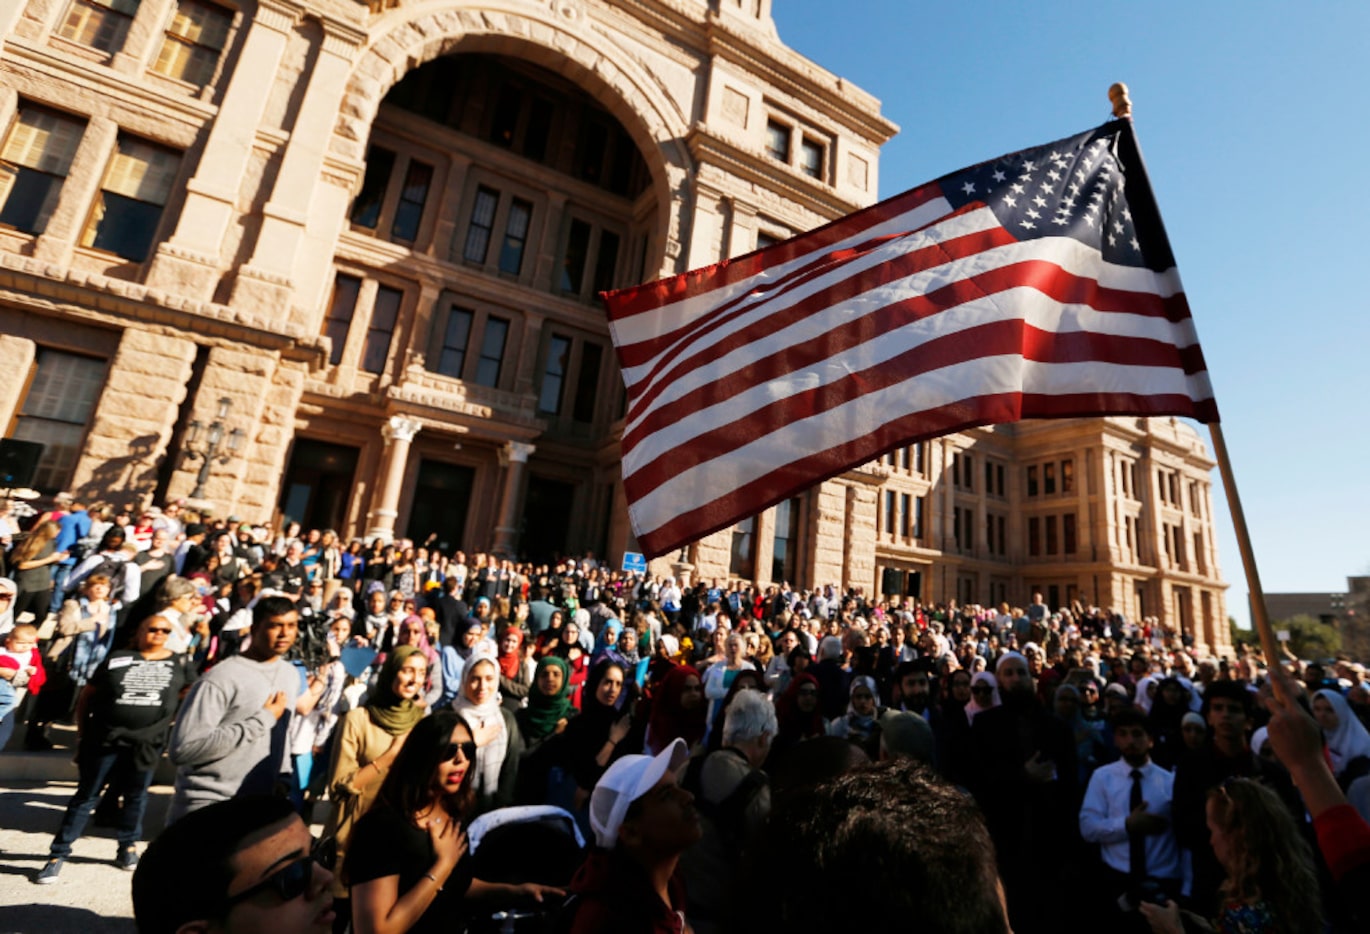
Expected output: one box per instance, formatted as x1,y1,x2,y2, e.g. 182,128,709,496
1079,707,1181,912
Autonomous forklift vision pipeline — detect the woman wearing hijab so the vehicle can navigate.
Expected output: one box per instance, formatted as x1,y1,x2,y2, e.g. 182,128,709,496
772,671,826,759
549,620,588,708
324,645,428,919
394,615,443,710
495,626,532,713
1313,689,1370,788
1146,676,1192,770
590,618,628,670
964,671,1001,722
644,663,707,756
1052,683,1103,784
827,674,884,759
516,656,577,747
562,660,636,804
451,656,522,812
533,609,566,659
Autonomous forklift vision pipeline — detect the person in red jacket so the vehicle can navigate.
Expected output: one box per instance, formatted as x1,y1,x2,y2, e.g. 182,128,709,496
1,622,46,708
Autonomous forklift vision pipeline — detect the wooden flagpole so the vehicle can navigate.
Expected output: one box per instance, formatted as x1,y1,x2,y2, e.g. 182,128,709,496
1109,83,1286,696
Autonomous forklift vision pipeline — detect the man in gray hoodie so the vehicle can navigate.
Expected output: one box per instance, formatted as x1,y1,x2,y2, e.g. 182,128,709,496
167,596,302,823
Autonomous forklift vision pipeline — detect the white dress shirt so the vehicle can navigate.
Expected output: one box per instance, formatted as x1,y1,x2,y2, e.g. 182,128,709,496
1079,757,1181,879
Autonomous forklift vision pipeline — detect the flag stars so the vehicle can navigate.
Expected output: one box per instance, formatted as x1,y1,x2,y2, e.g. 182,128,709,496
1026,208,1041,219
1002,195,1018,208
1033,195,1048,207
992,169,1007,182
962,181,977,195
1020,219,1036,229
1010,182,1026,194
1129,237,1140,250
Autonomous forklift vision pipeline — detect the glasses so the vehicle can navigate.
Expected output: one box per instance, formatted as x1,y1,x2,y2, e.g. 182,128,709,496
971,686,994,695
444,741,477,764
224,854,316,908
146,627,173,635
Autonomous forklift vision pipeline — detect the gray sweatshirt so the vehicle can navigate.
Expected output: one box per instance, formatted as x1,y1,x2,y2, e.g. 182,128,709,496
167,654,301,823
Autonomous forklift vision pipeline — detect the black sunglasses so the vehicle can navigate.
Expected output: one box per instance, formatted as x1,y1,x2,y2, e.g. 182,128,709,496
444,741,477,764
224,854,315,908
146,627,174,635
971,686,994,694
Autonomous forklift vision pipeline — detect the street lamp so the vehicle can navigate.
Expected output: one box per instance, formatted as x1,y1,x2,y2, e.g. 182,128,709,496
184,396,245,499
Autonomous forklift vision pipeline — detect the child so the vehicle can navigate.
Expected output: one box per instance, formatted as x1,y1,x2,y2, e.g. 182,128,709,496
0,623,46,725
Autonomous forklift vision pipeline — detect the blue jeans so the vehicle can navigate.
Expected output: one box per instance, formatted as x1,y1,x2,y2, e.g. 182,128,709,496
49,744,155,857
48,565,73,616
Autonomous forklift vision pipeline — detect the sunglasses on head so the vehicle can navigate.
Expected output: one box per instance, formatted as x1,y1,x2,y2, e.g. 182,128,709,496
444,741,477,764
224,853,316,908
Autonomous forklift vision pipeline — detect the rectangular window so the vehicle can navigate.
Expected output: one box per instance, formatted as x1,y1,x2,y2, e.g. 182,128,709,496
1157,469,1167,504
952,453,962,488
952,506,961,550
322,274,361,366
58,0,138,54
914,442,925,475
559,218,592,295
1061,458,1075,493
81,134,180,262
350,146,395,230
997,515,1006,556
592,229,620,295
962,453,973,491
1027,465,1038,497
996,464,1005,497
884,490,896,535
985,461,994,496
538,334,572,414
0,105,85,235
1045,515,1058,555
765,121,789,161
390,159,432,244
1028,516,1040,556
361,286,401,374
572,342,602,424
152,0,232,88
1169,473,1179,507
435,305,473,379
964,507,974,551
498,197,532,275
1125,516,1134,551
1193,531,1206,574
729,515,755,579
1063,513,1077,555
1044,462,1056,495
488,83,521,147
1189,481,1200,517
984,512,994,554
771,497,800,584
799,137,824,179
900,493,911,538
10,349,108,492
463,185,499,263
914,496,925,540
474,315,508,387
899,446,910,471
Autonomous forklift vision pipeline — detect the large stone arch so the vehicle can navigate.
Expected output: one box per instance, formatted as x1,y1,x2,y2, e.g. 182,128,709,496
334,1,695,267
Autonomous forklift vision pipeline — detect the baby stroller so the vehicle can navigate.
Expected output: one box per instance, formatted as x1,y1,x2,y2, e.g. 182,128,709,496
466,805,586,934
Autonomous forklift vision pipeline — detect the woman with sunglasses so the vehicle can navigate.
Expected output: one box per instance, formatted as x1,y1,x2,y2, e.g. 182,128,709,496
35,612,196,882
348,711,564,934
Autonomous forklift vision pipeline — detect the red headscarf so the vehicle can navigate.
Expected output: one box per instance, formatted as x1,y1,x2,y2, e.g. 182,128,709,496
497,626,524,680
776,672,826,742
646,664,707,755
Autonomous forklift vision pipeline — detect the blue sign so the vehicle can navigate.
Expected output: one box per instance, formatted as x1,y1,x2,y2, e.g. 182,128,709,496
621,551,647,574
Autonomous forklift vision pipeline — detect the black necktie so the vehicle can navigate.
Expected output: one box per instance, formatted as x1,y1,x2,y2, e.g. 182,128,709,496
1129,768,1148,879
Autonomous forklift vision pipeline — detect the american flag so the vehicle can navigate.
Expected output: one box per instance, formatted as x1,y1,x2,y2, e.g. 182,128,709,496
603,119,1218,559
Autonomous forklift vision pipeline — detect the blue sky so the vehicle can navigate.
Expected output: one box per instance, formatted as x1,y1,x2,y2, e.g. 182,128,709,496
772,0,1370,628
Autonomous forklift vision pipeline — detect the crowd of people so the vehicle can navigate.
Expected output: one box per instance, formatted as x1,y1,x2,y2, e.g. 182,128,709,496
3,495,1370,933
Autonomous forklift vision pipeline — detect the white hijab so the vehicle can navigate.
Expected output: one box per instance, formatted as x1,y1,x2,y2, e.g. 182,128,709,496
965,671,1001,721
452,657,507,797
1315,689,1370,775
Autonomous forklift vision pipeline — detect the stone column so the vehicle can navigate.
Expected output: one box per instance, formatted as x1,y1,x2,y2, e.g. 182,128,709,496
231,17,365,317
111,0,176,74
146,0,302,299
491,441,535,557
0,335,36,428
365,415,422,541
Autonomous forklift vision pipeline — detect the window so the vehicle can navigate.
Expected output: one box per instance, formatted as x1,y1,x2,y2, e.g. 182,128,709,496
984,512,994,555
9,349,108,492
1027,465,1039,497
799,137,824,180
321,274,361,366
997,464,1005,497
572,343,602,424
538,334,572,414
592,230,620,295
1044,462,1056,495
1193,531,1206,574
772,497,800,584
962,452,973,491
0,105,85,235
1028,516,1040,556
361,286,401,374
1061,458,1075,493
559,218,591,295
1188,481,1201,517
756,230,779,250
914,442,925,475
729,515,755,579
1169,473,1179,506
1063,513,1077,555
81,134,181,261
884,490,895,535
463,186,499,263
435,305,473,379
913,496,925,539
350,146,395,230
900,493,911,538
498,198,532,275
899,446,910,471
997,515,1006,556
1157,469,1167,504
474,316,508,387
984,461,994,496
765,121,789,161
390,159,432,244
952,453,962,488
58,0,137,54
1045,515,1058,555
152,0,232,87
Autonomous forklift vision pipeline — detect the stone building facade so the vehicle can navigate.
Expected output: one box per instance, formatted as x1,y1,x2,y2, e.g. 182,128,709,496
0,0,1226,647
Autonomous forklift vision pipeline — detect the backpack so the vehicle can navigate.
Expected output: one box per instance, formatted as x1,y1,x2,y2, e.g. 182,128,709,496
69,555,128,603
681,749,769,847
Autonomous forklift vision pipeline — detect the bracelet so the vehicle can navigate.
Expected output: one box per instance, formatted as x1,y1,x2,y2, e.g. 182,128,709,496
425,872,443,892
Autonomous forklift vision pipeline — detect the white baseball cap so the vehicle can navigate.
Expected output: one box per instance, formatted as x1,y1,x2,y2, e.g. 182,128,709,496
589,737,690,849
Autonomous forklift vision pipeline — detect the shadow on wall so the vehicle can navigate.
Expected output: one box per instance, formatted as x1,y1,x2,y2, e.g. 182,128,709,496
76,432,161,507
